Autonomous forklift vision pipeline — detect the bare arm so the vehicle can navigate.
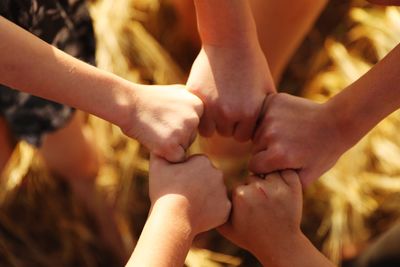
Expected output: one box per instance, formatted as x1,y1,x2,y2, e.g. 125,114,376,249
126,155,231,267
193,0,258,47
250,43,400,186
219,172,335,267
0,16,203,162
328,43,400,148
188,0,275,141
0,16,132,130
126,199,194,267
249,0,327,82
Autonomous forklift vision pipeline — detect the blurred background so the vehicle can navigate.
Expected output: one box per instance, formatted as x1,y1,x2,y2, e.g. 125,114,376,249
1,0,400,266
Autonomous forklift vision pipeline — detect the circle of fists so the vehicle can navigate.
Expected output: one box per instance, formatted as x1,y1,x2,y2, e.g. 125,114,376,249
145,46,344,239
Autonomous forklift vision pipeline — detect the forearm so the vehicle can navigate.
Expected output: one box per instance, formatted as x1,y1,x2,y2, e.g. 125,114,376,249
250,0,327,82
327,43,400,148
257,233,335,267
0,16,135,130
193,0,259,47
126,199,194,267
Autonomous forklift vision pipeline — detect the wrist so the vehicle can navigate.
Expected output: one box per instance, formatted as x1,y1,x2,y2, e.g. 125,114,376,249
325,91,369,151
194,0,259,48
151,196,196,239
256,232,313,267
112,80,141,137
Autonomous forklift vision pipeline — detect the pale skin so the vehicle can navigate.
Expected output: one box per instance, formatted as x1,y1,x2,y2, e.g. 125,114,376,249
0,16,203,163
126,155,231,267
250,43,400,187
219,171,335,267
171,0,328,164
187,0,276,142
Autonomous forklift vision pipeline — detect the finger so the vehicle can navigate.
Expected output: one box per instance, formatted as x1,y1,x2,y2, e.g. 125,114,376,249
162,144,186,163
187,131,198,148
257,94,270,123
298,168,317,189
233,118,257,143
252,93,277,143
263,172,287,189
280,170,302,193
248,149,285,175
198,110,216,137
251,118,271,154
193,98,204,118
245,175,260,184
252,172,287,198
182,129,198,150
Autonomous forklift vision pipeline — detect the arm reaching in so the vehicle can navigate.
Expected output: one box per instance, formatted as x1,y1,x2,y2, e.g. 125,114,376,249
0,16,203,162
126,154,231,267
187,0,275,142
219,171,335,267
250,43,400,186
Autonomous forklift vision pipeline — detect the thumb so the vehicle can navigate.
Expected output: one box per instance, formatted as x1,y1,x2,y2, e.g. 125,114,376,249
280,170,302,193
159,144,186,163
249,149,285,175
298,168,318,189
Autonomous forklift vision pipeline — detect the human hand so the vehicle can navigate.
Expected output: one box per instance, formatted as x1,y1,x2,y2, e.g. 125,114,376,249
187,44,275,142
149,154,231,234
121,85,203,163
218,171,303,264
249,93,346,187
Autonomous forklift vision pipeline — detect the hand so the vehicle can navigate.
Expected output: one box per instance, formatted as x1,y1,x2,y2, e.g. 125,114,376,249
122,85,203,163
149,154,231,234
187,44,275,142
218,171,303,264
249,93,346,187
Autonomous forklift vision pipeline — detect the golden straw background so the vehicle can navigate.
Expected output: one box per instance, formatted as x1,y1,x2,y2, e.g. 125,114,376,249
0,0,400,266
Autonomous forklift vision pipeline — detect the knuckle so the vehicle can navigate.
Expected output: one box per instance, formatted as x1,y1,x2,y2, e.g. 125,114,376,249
241,108,256,120
271,144,287,161
163,139,180,154
219,104,236,120
186,116,200,129
186,82,202,95
264,127,278,141
192,95,204,109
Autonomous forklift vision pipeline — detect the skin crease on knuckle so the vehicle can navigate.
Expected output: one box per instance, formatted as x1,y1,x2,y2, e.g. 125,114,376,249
270,144,287,163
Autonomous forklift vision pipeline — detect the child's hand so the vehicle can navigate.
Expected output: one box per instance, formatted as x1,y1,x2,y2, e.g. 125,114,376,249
219,171,335,267
218,171,303,265
187,45,275,142
249,93,346,187
122,85,203,163
149,154,231,235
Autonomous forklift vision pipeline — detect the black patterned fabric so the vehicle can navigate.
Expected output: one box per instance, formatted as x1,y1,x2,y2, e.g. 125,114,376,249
0,0,95,146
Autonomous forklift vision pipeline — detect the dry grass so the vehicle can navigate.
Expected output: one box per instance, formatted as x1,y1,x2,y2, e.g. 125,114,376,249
0,0,400,266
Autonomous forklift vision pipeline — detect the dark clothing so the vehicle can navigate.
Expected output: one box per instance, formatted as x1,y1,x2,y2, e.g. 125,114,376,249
0,0,95,146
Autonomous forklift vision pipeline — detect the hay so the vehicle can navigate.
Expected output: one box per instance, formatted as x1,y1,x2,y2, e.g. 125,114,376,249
0,0,400,266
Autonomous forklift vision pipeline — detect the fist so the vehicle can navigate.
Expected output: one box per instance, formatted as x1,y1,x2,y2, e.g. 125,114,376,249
123,84,203,163
218,171,303,258
250,93,345,187
150,154,231,234
187,45,275,142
